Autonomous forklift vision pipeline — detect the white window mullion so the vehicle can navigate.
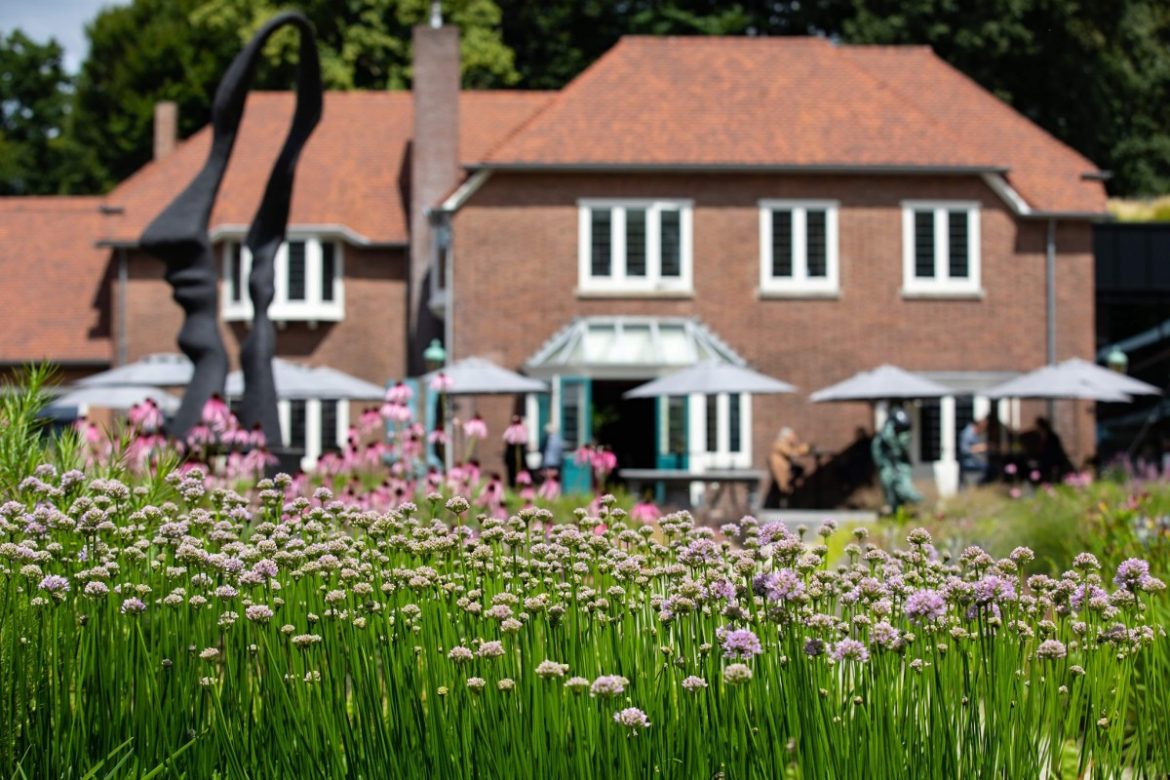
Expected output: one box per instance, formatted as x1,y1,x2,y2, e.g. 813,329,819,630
718,393,730,462
306,238,322,306
275,243,288,306
680,205,693,292
793,207,808,282
306,399,322,467
934,207,948,281
969,209,982,290
826,207,839,290
940,396,957,464
336,400,350,449
740,393,752,467
278,400,291,448
613,207,627,282
647,204,661,286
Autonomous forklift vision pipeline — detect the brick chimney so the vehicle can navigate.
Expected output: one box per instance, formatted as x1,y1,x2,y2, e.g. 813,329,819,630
153,101,178,160
409,15,460,374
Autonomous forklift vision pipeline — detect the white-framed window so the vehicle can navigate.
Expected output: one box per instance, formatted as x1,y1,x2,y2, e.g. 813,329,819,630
578,199,693,294
691,391,751,469
759,200,839,294
902,201,981,295
278,397,349,470
222,236,344,322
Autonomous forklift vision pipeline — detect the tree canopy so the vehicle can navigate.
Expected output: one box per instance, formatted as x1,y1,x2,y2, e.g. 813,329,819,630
3,0,1169,196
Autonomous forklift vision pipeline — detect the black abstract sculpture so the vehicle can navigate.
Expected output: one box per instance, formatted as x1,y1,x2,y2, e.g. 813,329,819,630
140,12,322,447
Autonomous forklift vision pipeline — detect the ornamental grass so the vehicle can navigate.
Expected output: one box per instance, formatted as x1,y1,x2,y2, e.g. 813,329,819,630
1,370,1168,778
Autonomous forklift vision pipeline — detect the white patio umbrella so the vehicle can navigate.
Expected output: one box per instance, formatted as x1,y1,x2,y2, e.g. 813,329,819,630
623,359,797,398
49,384,181,413
76,353,193,387
426,356,548,395
226,359,385,400
984,363,1132,402
810,364,953,403
1058,358,1161,397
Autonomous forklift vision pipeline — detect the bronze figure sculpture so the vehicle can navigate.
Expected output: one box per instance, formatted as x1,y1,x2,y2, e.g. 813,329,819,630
139,11,323,447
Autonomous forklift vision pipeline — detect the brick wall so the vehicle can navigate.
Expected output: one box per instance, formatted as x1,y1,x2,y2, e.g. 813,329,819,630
451,172,1097,476
120,243,409,385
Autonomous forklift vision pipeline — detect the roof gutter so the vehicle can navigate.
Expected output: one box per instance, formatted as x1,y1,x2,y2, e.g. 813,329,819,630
470,162,1010,175
438,170,491,213
980,172,1109,221
96,224,409,249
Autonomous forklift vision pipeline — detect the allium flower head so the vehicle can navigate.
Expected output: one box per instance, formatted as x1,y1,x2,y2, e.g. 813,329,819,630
973,575,1017,605
681,675,708,692
613,707,651,733
904,589,947,624
723,663,754,685
1036,639,1067,660
121,597,146,615
564,676,590,694
831,639,869,664
477,640,504,659
38,574,70,594
447,646,474,664
720,628,763,660
1114,558,1150,589
535,660,569,679
590,675,628,698
245,604,274,623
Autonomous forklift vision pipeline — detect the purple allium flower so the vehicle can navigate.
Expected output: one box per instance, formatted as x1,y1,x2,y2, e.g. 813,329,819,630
760,569,804,602
564,676,590,694
477,640,505,659
447,646,474,664
831,639,869,664
84,581,109,598
245,604,274,623
720,628,763,659
535,660,569,679
252,559,279,579
590,675,629,698
38,574,70,594
803,637,825,657
973,575,1017,605
613,707,651,732
870,621,902,651
121,597,146,615
681,675,708,692
1036,639,1067,660
904,589,947,624
709,579,737,602
1114,558,1150,589
214,585,238,599
1070,583,1108,612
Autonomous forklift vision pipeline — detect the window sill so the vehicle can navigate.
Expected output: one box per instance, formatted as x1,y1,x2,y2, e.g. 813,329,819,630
757,288,840,300
575,288,694,300
900,288,984,301
223,306,345,323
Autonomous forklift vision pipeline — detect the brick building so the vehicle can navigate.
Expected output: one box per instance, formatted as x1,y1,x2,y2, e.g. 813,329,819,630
0,24,1106,497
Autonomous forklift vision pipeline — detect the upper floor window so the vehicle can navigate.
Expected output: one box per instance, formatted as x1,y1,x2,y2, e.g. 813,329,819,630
222,236,344,322
578,199,692,294
279,397,349,470
759,200,839,295
902,202,981,295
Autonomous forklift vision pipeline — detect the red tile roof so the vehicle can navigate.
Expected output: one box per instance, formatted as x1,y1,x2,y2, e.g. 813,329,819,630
0,197,112,363
482,37,1105,214
102,90,552,246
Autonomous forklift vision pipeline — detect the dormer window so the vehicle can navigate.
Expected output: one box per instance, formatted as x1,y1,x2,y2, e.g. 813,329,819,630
222,236,344,323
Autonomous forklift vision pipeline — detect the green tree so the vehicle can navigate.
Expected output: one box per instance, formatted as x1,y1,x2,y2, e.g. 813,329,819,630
0,31,71,195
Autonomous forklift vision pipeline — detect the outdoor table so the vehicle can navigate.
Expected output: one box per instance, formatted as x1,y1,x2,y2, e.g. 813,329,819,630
619,468,766,520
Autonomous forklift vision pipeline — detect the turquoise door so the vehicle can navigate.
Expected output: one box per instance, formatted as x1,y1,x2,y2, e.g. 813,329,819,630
653,395,688,503
656,395,689,469
559,376,592,494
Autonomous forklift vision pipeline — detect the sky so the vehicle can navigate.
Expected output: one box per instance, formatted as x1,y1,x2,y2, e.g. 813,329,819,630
1,0,129,72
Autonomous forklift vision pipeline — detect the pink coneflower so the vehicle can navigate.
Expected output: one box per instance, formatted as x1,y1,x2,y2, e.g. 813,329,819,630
592,447,618,476
380,402,412,424
128,398,164,433
201,393,231,431
537,473,560,500
358,407,382,435
503,415,528,445
247,423,266,449
516,469,532,486
463,414,488,440
385,381,413,405
428,427,449,445
630,500,661,523
429,372,454,392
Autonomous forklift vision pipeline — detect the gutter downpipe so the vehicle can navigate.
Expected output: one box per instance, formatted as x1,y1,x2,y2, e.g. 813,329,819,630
1046,219,1057,420
117,248,128,366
